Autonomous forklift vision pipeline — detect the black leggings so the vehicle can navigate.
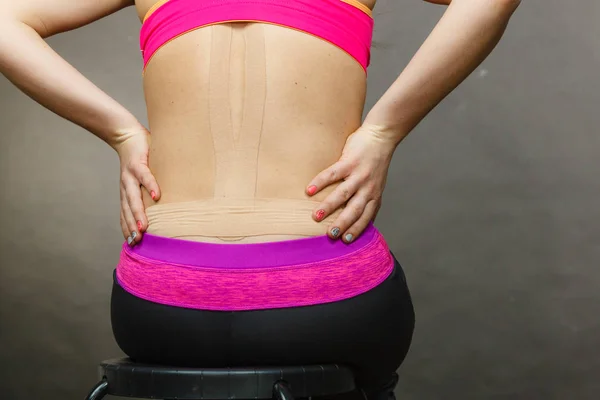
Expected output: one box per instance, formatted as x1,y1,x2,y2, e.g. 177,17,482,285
111,252,415,400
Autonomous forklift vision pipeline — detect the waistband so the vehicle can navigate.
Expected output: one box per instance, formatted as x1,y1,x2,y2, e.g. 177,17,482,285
131,221,378,268
116,222,394,311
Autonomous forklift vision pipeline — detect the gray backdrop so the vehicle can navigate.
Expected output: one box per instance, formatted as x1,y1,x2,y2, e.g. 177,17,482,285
1,0,598,399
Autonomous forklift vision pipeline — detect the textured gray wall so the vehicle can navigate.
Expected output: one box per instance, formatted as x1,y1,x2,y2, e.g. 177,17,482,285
1,0,598,399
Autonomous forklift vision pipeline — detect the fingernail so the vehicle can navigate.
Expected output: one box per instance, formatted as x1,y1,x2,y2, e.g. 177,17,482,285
137,221,143,231
151,190,157,200
344,233,353,243
127,235,133,245
307,185,317,196
331,227,340,238
131,231,137,240
316,209,326,221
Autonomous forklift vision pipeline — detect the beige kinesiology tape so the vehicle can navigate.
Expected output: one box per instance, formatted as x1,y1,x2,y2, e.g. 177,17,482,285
145,25,342,241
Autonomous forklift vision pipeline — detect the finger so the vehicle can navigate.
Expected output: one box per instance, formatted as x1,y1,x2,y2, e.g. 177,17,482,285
135,164,161,202
121,185,140,246
306,160,353,197
120,209,129,240
123,174,148,233
312,178,361,222
343,199,380,242
327,193,369,242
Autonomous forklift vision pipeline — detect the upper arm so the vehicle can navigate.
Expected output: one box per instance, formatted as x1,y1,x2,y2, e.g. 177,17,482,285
1,0,134,38
423,0,522,9
423,0,452,5
422,0,521,13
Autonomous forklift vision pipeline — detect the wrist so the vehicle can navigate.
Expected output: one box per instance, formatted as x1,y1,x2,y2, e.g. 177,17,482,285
360,119,409,149
107,122,149,154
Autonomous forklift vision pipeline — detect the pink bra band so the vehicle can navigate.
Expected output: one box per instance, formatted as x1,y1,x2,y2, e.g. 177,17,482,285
140,0,374,72
116,222,394,311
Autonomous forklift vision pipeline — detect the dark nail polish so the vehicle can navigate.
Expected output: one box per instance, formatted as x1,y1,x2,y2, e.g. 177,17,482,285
331,227,340,238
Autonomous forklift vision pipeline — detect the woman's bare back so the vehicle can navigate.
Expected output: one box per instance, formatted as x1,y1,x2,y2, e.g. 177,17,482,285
134,0,376,243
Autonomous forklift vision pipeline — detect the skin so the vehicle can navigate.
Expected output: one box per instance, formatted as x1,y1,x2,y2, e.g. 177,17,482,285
307,0,521,242
0,0,520,245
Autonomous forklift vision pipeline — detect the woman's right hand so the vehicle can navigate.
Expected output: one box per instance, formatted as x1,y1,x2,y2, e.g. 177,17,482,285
113,126,161,246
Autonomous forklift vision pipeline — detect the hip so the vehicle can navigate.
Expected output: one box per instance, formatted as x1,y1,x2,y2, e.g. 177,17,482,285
116,220,393,311
111,251,415,388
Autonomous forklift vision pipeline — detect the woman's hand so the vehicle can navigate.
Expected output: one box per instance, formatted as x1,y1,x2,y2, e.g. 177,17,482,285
305,124,398,243
113,126,161,246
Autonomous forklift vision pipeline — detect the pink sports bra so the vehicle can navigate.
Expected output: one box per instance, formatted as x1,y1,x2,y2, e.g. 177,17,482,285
140,0,374,72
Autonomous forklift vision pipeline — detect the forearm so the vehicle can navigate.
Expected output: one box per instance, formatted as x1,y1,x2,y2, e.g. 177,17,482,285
0,18,140,150
364,0,521,145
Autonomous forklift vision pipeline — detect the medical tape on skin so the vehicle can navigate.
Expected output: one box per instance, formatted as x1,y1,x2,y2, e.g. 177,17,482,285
145,198,343,239
209,24,267,198
150,25,335,241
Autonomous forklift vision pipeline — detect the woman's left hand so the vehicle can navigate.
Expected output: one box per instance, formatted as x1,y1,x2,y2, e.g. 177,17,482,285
305,124,398,243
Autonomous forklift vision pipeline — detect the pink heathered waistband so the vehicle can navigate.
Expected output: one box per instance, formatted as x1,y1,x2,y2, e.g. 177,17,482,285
116,222,394,311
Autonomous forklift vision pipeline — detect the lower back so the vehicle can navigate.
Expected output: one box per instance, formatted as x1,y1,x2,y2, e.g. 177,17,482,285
141,23,367,243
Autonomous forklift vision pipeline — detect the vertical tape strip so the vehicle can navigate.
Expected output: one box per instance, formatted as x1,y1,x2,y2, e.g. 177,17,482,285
210,24,267,199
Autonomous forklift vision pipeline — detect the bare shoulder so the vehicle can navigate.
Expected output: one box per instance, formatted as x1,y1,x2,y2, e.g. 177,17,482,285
0,0,135,37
